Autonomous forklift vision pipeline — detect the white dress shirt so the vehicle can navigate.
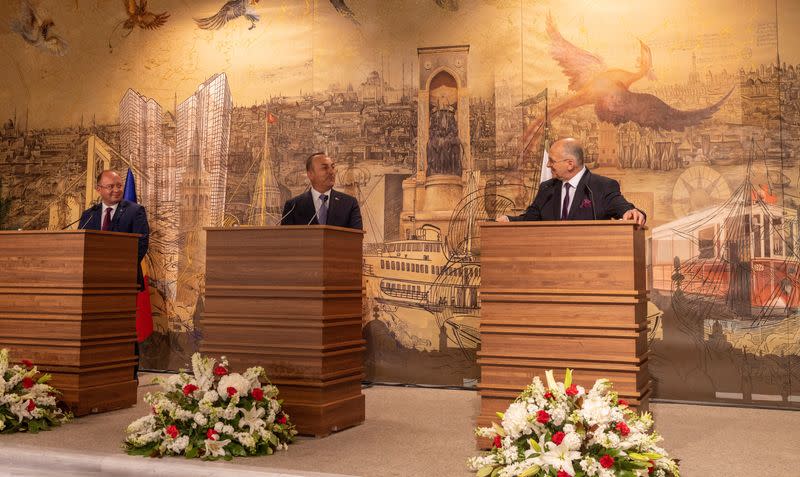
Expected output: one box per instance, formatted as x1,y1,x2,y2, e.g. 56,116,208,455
310,188,332,217
101,202,119,227
561,167,587,219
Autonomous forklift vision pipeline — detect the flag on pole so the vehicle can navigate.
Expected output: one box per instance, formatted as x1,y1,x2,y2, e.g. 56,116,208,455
540,144,552,183
517,87,548,107
123,168,153,343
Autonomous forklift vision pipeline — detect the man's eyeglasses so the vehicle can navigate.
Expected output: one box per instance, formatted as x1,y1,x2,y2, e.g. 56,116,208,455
547,158,570,166
97,184,124,191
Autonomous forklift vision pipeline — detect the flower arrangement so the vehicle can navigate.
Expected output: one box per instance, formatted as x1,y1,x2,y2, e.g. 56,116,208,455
124,353,297,460
0,348,72,433
469,370,680,477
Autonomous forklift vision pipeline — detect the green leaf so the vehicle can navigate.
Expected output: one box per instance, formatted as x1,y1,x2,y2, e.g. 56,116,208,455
495,412,504,419
229,443,247,457
27,420,40,434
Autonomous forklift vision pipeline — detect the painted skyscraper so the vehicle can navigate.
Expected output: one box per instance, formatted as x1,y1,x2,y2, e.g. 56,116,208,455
119,88,165,211
176,72,233,227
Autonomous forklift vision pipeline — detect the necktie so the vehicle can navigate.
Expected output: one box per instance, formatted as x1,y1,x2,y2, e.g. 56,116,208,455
561,183,571,220
101,206,112,230
318,194,328,225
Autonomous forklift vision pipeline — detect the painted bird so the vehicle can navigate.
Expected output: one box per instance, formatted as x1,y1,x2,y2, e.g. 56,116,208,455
329,0,359,25
10,0,68,56
195,0,261,31
329,0,458,25
521,14,732,154
120,0,170,32
108,0,170,52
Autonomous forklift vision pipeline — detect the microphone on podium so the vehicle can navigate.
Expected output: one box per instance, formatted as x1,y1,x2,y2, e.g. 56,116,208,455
63,201,101,230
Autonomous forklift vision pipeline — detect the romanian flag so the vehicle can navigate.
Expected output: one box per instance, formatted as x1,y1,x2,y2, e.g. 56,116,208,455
123,168,154,342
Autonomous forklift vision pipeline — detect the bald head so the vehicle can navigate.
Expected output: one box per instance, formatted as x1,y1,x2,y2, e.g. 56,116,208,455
551,138,584,167
95,169,123,206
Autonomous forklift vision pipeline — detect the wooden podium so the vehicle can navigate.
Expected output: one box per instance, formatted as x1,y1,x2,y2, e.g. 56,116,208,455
200,225,365,437
477,221,650,432
0,230,140,416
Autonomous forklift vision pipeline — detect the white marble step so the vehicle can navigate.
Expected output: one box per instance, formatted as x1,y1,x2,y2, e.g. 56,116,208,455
0,445,356,477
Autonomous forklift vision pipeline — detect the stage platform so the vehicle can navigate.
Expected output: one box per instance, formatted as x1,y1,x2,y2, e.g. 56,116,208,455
0,373,797,476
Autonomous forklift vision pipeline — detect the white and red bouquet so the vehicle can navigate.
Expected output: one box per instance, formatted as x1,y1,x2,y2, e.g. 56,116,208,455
469,370,680,477
0,348,71,433
124,353,296,460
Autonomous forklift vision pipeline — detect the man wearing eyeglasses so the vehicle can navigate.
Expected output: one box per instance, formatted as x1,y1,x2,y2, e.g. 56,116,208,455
280,152,363,230
496,138,646,226
79,170,150,288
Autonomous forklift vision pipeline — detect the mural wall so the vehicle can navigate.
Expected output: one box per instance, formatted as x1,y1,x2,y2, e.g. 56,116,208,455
1,0,798,408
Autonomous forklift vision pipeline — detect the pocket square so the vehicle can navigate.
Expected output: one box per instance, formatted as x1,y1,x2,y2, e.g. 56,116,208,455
580,198,592,209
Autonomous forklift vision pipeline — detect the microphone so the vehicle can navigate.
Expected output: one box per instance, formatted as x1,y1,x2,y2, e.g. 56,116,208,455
68,202,101,230
62,216,83,230
306,207,319,226
584,184,596,220
278,201,298,225
276,184,310,226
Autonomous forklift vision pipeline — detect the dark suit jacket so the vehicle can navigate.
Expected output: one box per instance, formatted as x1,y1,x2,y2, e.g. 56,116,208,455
509,169,644,222
79,199,150,288
280,189,363,230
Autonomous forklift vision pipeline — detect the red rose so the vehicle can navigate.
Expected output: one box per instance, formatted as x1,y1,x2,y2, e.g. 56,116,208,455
599,454,614,469
557,471,572,477
226,386,237,397
551,431,565,445
206,428,218,440
615,421,630,436
26,400,36,412
251,387,264,401
276,414,287,424
165,425,179,438
648,460,656,474
536,410,550,424
492,435,502,448
565,384,578,396
182,383,198,396
21,359,33,368
618,399,629,407
213,365,228,376
22,377,35,389
544,391,554,400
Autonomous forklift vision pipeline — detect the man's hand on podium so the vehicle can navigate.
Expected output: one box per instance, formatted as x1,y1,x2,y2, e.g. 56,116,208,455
623,208,646,227
495,215,510,222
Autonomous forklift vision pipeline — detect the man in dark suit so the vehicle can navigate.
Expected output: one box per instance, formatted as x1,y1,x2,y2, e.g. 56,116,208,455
79,170,150,286
281,152,363,230
79,169,150,380
498,138,646,226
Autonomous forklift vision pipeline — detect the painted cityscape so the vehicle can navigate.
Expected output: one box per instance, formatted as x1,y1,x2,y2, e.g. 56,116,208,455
0,0,797,406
